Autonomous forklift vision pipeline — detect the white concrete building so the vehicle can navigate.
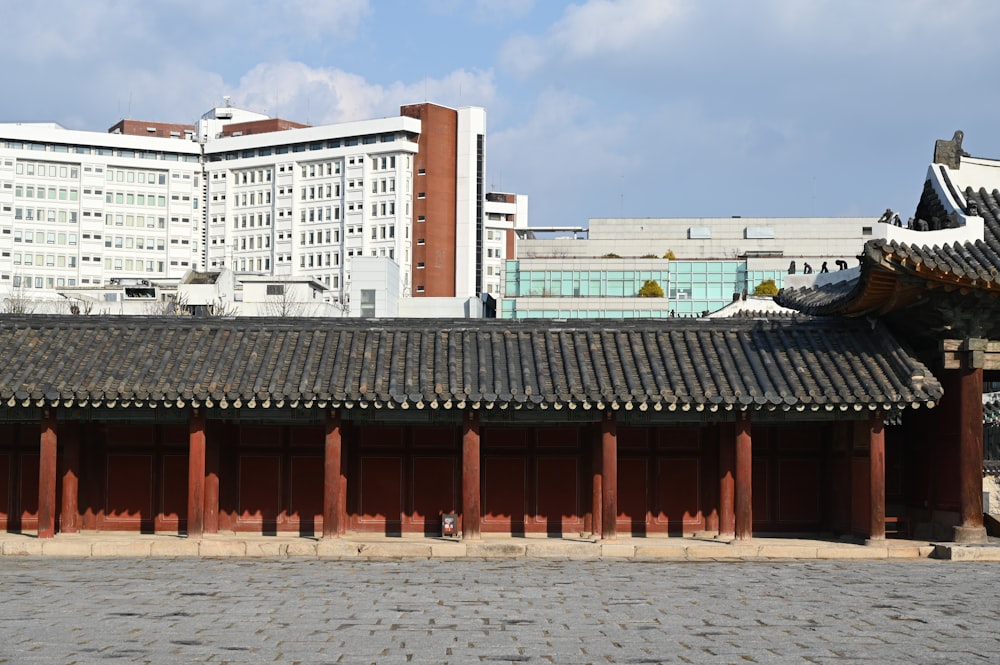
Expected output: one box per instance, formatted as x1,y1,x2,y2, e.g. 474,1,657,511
483,192,528,298
0,102,505,315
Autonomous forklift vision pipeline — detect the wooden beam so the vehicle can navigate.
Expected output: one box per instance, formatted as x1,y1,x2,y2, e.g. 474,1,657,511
38,411,57,539
60,426,80,534
941,338,997,370
323,410,344,538
718,422,735,538
601,411,618,540
591,425,602,538
955,366,987,543
187,410,206,538
735,412,753,541
462,411,481,540
868,413,885,542
204,433,219,535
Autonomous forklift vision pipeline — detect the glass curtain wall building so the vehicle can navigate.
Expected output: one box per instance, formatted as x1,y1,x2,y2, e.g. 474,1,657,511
502,259,786,319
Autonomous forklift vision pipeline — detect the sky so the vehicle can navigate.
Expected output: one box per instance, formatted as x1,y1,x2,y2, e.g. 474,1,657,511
3,0,1000,228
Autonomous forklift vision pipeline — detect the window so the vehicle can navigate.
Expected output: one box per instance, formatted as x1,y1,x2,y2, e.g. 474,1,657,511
360,289,376,317
266,284,285,296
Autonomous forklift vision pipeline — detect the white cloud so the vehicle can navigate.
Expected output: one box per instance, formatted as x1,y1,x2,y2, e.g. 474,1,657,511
500,0,687,76
246,0,372,42
230,63,497,125
489,89,634,222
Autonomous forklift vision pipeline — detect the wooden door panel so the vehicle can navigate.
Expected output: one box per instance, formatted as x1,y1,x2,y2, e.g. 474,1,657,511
534,457,581,533
0,454,9,526
159,454,188,529
617,458,648,533
777,459,822,525
656,458,703,533
290,456,324,534
358,457,403,526
483,457,525,529
411,457,457,533
238,455,281,531
104,454,152,530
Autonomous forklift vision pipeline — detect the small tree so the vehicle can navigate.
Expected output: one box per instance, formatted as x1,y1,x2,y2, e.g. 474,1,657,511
754,279,779,296
638,280,665,298
602,252,621,259
640,253,658,259
68,299,94,315
2,278,36,314
259,286,316,317
663,250,676,259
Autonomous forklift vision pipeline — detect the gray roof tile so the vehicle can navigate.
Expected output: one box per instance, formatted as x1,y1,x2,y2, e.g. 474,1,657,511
0,315,940,413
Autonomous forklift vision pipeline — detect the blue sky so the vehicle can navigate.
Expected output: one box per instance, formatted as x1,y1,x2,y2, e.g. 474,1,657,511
4,0,1000,228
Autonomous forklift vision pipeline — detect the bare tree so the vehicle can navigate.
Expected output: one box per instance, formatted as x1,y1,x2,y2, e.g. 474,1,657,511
67,298,94,315
142,293,190,316
258,286,315,317
2,278,36,314
204,296,240,318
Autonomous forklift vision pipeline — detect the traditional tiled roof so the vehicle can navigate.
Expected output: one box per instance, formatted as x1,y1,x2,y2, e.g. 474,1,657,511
777,149,1000,317
0,315,940,413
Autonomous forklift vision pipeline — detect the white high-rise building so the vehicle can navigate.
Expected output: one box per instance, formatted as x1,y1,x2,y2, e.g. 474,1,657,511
0,102,519,312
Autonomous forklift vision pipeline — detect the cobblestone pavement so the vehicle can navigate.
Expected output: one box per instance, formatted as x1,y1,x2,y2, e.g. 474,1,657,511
1,558,998,664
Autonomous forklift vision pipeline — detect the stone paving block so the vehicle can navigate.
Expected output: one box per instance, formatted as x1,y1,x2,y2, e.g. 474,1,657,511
316,540,361,558
245,541,287,557
199,539,247,557
816,545,887,559
756,544,818,559
40,539,93,556
524,542,597,559
726,544,760,559
1,539,43,555
357,542,432,558
633,544,688,560
935,544,1000,561
284,541,319,557
91,541,154,557
600,542,635,558
686,544,742,560
464,541,525,558
430,540,467,557
150,539,200,557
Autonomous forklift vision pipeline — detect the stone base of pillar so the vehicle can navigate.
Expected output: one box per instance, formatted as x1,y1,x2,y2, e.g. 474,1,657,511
864,536,887,546
953,525,989,543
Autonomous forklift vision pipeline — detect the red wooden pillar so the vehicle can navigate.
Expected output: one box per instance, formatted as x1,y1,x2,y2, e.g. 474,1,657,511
187,409,206,538
323,410,345,538
204,432,220,535
718,422,736,538
38,410,58,539
462,411,481,540
601,410,617,540
591,425,603,538
868,412,886,542
734,412,753,541
60,425,80,534
956,361,987,543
